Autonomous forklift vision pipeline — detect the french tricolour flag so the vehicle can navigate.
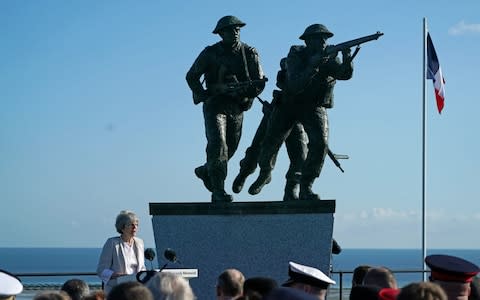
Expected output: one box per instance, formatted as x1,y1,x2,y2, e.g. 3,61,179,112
426,33,445,114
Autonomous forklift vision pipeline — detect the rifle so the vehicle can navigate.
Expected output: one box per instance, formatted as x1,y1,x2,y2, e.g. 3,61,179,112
325,31,384,58
223,77,268,93
256,96,348,173
200,78,268,104
327,149,348,173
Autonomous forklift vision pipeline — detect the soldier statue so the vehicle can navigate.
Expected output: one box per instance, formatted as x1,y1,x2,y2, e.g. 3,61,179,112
232,58,308,202
248,24,353,201
186,16,266,203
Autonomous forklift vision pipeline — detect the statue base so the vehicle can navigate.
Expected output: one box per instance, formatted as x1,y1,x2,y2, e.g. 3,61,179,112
149,200,336,299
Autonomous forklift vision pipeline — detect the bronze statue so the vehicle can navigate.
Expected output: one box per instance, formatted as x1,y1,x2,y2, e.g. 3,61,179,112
248,24,354,201
186,16,266,203
233,57,349,201
232,58,308,202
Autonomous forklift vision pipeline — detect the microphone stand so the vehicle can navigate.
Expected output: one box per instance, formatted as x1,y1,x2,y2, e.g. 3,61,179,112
159,262,168,271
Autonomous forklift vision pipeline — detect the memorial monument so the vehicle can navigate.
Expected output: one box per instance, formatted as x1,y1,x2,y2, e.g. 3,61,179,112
151,16,383,300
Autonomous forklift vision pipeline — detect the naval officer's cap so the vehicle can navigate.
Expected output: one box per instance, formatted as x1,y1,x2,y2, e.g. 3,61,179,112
425,254,480,283
0,269,23,297
282,261,335,289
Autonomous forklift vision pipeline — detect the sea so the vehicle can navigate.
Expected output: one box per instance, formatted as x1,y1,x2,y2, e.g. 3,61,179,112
1,248,478,299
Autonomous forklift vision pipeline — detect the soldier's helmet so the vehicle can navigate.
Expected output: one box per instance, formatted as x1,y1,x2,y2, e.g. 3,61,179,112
299,24,334,40
212,15,246,34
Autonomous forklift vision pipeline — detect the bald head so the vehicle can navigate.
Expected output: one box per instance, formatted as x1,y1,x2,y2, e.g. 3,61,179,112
363,267,397,289
217,269,245,299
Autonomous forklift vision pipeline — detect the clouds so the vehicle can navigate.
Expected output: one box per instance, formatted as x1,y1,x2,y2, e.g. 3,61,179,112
448,21,480,35
334,208,479,248
338,208,417,222
337,207,478,222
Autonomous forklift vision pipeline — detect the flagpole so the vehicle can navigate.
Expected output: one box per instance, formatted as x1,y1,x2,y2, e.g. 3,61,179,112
422,17,428,281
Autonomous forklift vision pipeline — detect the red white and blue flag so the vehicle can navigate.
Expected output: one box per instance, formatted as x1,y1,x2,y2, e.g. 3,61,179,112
426,33,445,114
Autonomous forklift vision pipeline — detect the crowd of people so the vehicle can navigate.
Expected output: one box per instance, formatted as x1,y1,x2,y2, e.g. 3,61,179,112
2,211,479,300
1,253,479,300
347,255,480,300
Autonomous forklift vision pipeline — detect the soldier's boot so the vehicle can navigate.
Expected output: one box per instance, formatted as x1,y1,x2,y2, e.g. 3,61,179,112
232,156,257,193
299,180,321,201
232,172,248,194
282,180,300,201
194,166,213,192
248,170,272,195
211,190,233,203
210,175,233,203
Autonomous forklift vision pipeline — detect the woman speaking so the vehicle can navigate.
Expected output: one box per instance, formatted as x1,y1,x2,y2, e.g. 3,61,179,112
97,210,146,294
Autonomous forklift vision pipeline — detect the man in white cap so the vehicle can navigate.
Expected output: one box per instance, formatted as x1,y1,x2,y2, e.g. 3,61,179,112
282,261,335,300
0,270,23,300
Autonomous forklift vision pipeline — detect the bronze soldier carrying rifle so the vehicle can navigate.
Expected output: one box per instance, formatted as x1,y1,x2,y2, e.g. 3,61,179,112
232,58,308,201
233,56,350,201
248,24,382,201
186,15,266,203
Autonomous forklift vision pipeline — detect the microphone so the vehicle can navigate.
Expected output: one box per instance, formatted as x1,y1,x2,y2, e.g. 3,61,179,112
159,248,181,271
145,248,156,262
164,248,178,263
137,248,157,283
163,248,180,263
144,248,156,271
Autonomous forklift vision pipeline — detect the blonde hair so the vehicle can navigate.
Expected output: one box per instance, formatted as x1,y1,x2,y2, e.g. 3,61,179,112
146,272,195,300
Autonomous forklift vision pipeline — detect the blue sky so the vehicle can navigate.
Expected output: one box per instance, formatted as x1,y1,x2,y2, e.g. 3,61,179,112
1,0,479,249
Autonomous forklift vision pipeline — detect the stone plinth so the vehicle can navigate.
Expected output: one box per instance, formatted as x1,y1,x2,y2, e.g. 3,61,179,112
149,200,335,299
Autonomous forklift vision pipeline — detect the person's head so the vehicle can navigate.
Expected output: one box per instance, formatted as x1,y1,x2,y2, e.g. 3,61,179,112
282,261,335,300
213,16,245,46
352,265,371,287
397,282,447,300
33,291,70,300
216,268,245,300
363,266,398,289
243,277,278,300
107,282,153,300
61,279,90,300
145,272,195,300
115,210,139,235
0,269,23,300
425,254,480,300
299,24,333,52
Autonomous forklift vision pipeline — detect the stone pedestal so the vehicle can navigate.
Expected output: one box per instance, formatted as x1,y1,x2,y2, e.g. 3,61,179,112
149,200,335,299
